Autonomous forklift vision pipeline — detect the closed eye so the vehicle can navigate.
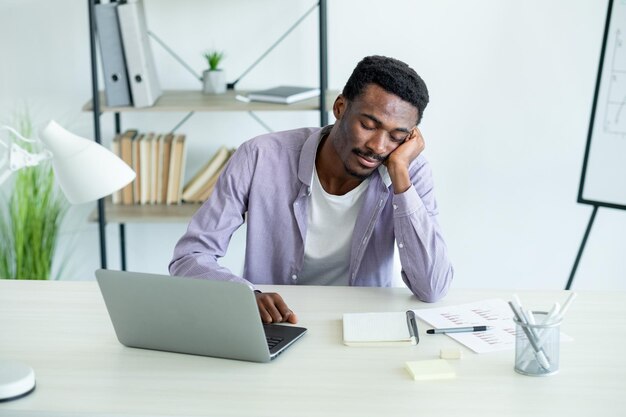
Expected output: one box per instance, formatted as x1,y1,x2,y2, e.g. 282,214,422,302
391,134,409,143
360,121,375,130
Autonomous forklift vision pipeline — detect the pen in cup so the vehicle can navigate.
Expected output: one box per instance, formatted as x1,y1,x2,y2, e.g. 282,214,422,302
508,301,552,371
517,292,576,369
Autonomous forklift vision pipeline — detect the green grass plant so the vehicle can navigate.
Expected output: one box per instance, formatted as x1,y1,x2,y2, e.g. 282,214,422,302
0,114,67,280
203,50,225,71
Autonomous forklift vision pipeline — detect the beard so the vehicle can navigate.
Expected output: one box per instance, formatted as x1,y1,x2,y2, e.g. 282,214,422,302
344,148,387,180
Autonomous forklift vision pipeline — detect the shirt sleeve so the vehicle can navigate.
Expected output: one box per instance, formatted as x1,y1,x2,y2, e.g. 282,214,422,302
168,143,254,288
392,156,454,302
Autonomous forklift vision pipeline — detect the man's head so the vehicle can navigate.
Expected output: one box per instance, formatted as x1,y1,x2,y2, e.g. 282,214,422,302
326,56,428,182
342,55,429,125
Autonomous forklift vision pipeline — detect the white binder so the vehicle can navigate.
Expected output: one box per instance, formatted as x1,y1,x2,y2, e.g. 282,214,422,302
94,1,132,107
117,0,162,108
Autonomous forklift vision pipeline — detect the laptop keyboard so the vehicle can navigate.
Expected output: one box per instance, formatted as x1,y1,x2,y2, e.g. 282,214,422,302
266,336,284,350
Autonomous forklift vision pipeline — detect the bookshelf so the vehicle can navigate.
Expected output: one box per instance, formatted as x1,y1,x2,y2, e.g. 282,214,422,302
83,89,338,113
86,0,329,270
89,199,203,223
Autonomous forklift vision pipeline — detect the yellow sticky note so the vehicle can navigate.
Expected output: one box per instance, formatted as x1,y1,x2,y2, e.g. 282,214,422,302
405,359,456,381
440,348,463,360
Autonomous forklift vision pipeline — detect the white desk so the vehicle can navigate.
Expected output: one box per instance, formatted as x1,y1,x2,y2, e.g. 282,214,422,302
0,281,625,417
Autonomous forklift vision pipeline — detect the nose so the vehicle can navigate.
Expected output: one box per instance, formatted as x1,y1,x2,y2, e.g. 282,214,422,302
365,130,387,155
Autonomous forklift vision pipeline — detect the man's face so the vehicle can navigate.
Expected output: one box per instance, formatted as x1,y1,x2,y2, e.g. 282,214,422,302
331,84,419,180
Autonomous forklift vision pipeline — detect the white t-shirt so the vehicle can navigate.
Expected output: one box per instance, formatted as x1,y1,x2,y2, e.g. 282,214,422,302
298,168,370,285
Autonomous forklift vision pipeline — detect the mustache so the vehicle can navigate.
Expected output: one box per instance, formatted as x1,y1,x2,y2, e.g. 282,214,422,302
352,148,387,162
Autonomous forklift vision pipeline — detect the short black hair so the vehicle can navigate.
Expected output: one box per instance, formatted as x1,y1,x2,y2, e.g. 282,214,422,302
342,55,429,124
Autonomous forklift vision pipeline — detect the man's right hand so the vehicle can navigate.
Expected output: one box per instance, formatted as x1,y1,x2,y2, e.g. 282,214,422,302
255,292,298,324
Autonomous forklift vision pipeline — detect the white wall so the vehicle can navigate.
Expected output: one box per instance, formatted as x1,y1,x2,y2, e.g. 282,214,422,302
1,0,621,291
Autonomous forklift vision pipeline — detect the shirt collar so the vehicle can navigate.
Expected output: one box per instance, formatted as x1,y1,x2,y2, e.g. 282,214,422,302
298,125,332,186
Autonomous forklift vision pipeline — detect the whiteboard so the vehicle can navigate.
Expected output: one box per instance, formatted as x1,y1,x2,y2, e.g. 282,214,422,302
580,0,626,209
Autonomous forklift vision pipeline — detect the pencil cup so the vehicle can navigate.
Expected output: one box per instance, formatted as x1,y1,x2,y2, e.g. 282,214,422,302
514,311,561,377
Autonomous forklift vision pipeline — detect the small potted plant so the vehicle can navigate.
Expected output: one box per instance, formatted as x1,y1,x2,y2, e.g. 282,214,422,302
202,50,226,94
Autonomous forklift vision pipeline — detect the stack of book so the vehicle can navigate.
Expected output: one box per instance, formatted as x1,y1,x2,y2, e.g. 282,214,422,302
111,130,187,205
181,146,236,203
95,0,161,108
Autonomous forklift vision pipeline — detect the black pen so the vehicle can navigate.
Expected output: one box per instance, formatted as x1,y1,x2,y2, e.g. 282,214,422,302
426,325,493,334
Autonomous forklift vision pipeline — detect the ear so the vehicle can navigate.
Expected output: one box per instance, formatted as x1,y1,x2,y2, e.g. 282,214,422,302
333,95,346,120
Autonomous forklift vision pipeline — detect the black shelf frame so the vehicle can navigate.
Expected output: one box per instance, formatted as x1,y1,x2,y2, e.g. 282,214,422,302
86,0,328,270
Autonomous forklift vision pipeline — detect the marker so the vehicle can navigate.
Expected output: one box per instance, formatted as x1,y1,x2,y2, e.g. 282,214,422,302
426,326,493,334
555,292,577,322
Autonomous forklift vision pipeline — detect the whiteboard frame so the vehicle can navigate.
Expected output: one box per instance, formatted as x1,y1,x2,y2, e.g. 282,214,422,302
577,0,625,210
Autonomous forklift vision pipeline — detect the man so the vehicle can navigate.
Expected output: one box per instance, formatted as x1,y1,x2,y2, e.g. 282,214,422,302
170,55,453,324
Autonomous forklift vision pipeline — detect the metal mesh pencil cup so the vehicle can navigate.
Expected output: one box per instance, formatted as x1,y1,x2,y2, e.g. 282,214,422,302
513,311,561,376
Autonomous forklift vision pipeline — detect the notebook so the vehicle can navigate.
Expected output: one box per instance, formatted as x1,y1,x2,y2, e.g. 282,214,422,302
342,311,419,346
95,269,307,362
246,86,320,104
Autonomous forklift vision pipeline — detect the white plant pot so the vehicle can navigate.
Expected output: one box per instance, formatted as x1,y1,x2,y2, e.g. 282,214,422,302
202,70,226,94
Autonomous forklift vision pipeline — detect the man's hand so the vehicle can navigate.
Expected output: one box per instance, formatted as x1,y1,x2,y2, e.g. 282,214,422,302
385,127,425,194
255,292,298,324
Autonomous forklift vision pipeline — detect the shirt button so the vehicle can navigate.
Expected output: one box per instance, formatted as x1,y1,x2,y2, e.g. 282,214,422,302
291,274,298,281
393,204,398,210
398,243,404,248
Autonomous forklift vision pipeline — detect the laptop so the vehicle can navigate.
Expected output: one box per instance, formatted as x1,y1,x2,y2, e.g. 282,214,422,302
95,269,307,363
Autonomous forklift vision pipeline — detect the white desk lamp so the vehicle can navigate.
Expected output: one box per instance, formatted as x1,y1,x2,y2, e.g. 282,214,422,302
0,120,135,401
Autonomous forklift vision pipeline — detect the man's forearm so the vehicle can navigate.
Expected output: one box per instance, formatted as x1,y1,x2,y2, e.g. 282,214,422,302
392,188,453,302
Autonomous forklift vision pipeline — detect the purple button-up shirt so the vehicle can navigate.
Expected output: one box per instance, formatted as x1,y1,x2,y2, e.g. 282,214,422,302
169,126,453,302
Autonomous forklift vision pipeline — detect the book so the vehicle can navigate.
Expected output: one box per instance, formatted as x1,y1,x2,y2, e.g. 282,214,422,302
159,134,174,204
138,133,151,204
192,148,235,202
117,0,162,107
131,132,142,204
149,133,159,204
110,134,122,204
342,312,418,346
94,1,132,107
118,129,138,205
166,134,186,205
246,86,320,104
182,146,231,203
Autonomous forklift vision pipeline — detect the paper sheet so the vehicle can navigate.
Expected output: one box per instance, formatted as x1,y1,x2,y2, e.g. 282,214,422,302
414,299,517,353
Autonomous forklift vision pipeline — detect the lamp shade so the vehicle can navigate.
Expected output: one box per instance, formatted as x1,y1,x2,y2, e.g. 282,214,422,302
38,120,135,204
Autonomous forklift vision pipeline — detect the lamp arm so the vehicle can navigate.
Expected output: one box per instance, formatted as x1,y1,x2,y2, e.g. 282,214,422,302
0,126,52,187
9,143,52,171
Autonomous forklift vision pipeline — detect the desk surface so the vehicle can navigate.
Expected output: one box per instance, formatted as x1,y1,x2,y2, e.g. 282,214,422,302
0,281,625,417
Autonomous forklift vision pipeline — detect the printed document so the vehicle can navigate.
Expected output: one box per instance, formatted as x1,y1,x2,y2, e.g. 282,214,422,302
414,299,516,353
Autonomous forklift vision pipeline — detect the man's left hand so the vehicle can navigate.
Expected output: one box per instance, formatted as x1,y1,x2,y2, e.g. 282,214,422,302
385,127,425,194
